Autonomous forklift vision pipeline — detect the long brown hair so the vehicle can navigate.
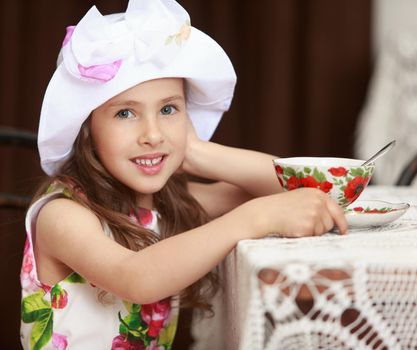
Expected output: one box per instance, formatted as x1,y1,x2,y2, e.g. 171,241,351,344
32,120,218,313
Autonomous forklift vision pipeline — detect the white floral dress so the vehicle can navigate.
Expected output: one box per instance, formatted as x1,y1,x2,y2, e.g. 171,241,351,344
20,186,179,350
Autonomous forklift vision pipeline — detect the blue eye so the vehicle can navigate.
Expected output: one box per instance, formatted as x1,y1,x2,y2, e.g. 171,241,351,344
116,109,134,119
160,105,177,116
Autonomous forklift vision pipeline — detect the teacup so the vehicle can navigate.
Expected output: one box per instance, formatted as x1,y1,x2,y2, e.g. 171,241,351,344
273,157,375,207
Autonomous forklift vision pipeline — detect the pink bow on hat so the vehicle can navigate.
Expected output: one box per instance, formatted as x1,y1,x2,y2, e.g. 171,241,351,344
61,0,191,83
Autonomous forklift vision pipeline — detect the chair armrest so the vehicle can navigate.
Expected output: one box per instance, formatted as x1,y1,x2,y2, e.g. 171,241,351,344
0,193,31,210
0,127,37,148
396,154,417,186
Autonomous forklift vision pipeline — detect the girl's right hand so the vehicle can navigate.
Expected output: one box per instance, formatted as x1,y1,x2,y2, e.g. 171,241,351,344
243,188,348,238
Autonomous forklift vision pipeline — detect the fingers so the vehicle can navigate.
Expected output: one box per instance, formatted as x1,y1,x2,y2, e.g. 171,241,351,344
325,197,348,234
305,189,347,236
305,189,339,236
320,210,335,234
270,189,348,238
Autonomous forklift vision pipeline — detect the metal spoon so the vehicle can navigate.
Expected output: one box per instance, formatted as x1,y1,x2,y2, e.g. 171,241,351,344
361,140,396,167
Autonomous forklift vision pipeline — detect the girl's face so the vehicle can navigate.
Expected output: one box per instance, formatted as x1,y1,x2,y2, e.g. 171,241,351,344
90,78,188,203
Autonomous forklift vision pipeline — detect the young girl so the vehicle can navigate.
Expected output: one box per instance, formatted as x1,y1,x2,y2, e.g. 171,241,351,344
20,0,347,349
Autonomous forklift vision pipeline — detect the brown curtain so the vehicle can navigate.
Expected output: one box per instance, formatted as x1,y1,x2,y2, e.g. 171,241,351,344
0,0,371,348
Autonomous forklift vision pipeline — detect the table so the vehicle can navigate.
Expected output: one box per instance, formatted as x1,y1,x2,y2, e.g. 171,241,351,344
191,186,417,350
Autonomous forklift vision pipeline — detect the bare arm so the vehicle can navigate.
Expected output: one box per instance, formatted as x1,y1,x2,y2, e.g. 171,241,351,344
183,117,281,197
183,119,282,215
187,181,252,218
183,139,281,197
36,190,347,305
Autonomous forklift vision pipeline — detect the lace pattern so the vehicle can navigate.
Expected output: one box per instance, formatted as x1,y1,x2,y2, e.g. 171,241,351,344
192,186,417,350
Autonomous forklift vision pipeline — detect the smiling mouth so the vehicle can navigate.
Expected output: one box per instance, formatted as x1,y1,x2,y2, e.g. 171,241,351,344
131,155,164,167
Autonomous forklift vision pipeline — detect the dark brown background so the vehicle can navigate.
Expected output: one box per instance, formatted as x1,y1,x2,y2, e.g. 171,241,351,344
0,0,372,348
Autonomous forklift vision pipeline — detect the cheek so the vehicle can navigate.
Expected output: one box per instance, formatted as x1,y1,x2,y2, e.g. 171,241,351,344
96,133,128,160
171,126,188,153
91,123,126,161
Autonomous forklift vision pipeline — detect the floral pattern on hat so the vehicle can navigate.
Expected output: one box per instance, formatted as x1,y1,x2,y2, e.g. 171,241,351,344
165,20,191,46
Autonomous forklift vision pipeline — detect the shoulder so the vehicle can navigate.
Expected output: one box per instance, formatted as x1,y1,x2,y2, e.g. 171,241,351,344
33,197,137,296
36,198,103,253
37,197,101,230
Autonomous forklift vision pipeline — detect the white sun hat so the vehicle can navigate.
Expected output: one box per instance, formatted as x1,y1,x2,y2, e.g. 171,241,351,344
38,0,236,175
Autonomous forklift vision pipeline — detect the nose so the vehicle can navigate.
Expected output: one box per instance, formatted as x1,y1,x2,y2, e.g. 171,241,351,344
137,117,164,146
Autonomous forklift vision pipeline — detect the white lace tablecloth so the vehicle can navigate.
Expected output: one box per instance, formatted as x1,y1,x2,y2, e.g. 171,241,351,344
191,186,417,350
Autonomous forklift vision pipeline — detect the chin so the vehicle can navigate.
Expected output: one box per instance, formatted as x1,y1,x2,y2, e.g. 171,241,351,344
129,181,167,195
136,187,163,195
115,170,171,195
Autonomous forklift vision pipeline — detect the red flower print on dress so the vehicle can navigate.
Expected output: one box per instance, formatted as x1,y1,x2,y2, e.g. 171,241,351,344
344,176,369,202
20,239,39,292
141,298,171,338
129,208,153,227
137,208,153,227
111,335,146,350
41,283,52,293
51,284,68,309
328,167,348,177
52,332,68,350
148,340,165,350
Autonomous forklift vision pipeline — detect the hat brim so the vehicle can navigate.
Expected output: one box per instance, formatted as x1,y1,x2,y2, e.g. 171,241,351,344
38,27,236,175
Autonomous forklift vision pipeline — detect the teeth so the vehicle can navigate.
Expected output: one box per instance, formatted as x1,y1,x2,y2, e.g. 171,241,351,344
135,156,163,166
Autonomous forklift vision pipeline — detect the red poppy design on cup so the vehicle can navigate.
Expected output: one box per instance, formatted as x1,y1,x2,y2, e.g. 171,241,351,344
301,176,319,188
275,165,283,174
286,175,333,193
344,176,369,202
328,167,348,177
319,181,333,193
287,176,303,190
275,166,284,187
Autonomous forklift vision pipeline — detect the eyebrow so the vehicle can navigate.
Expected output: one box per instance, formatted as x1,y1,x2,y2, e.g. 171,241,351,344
108,95,185,108
161,95,185,104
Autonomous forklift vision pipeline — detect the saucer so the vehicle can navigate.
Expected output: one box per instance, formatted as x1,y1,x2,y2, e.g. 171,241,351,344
344,200,410,229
